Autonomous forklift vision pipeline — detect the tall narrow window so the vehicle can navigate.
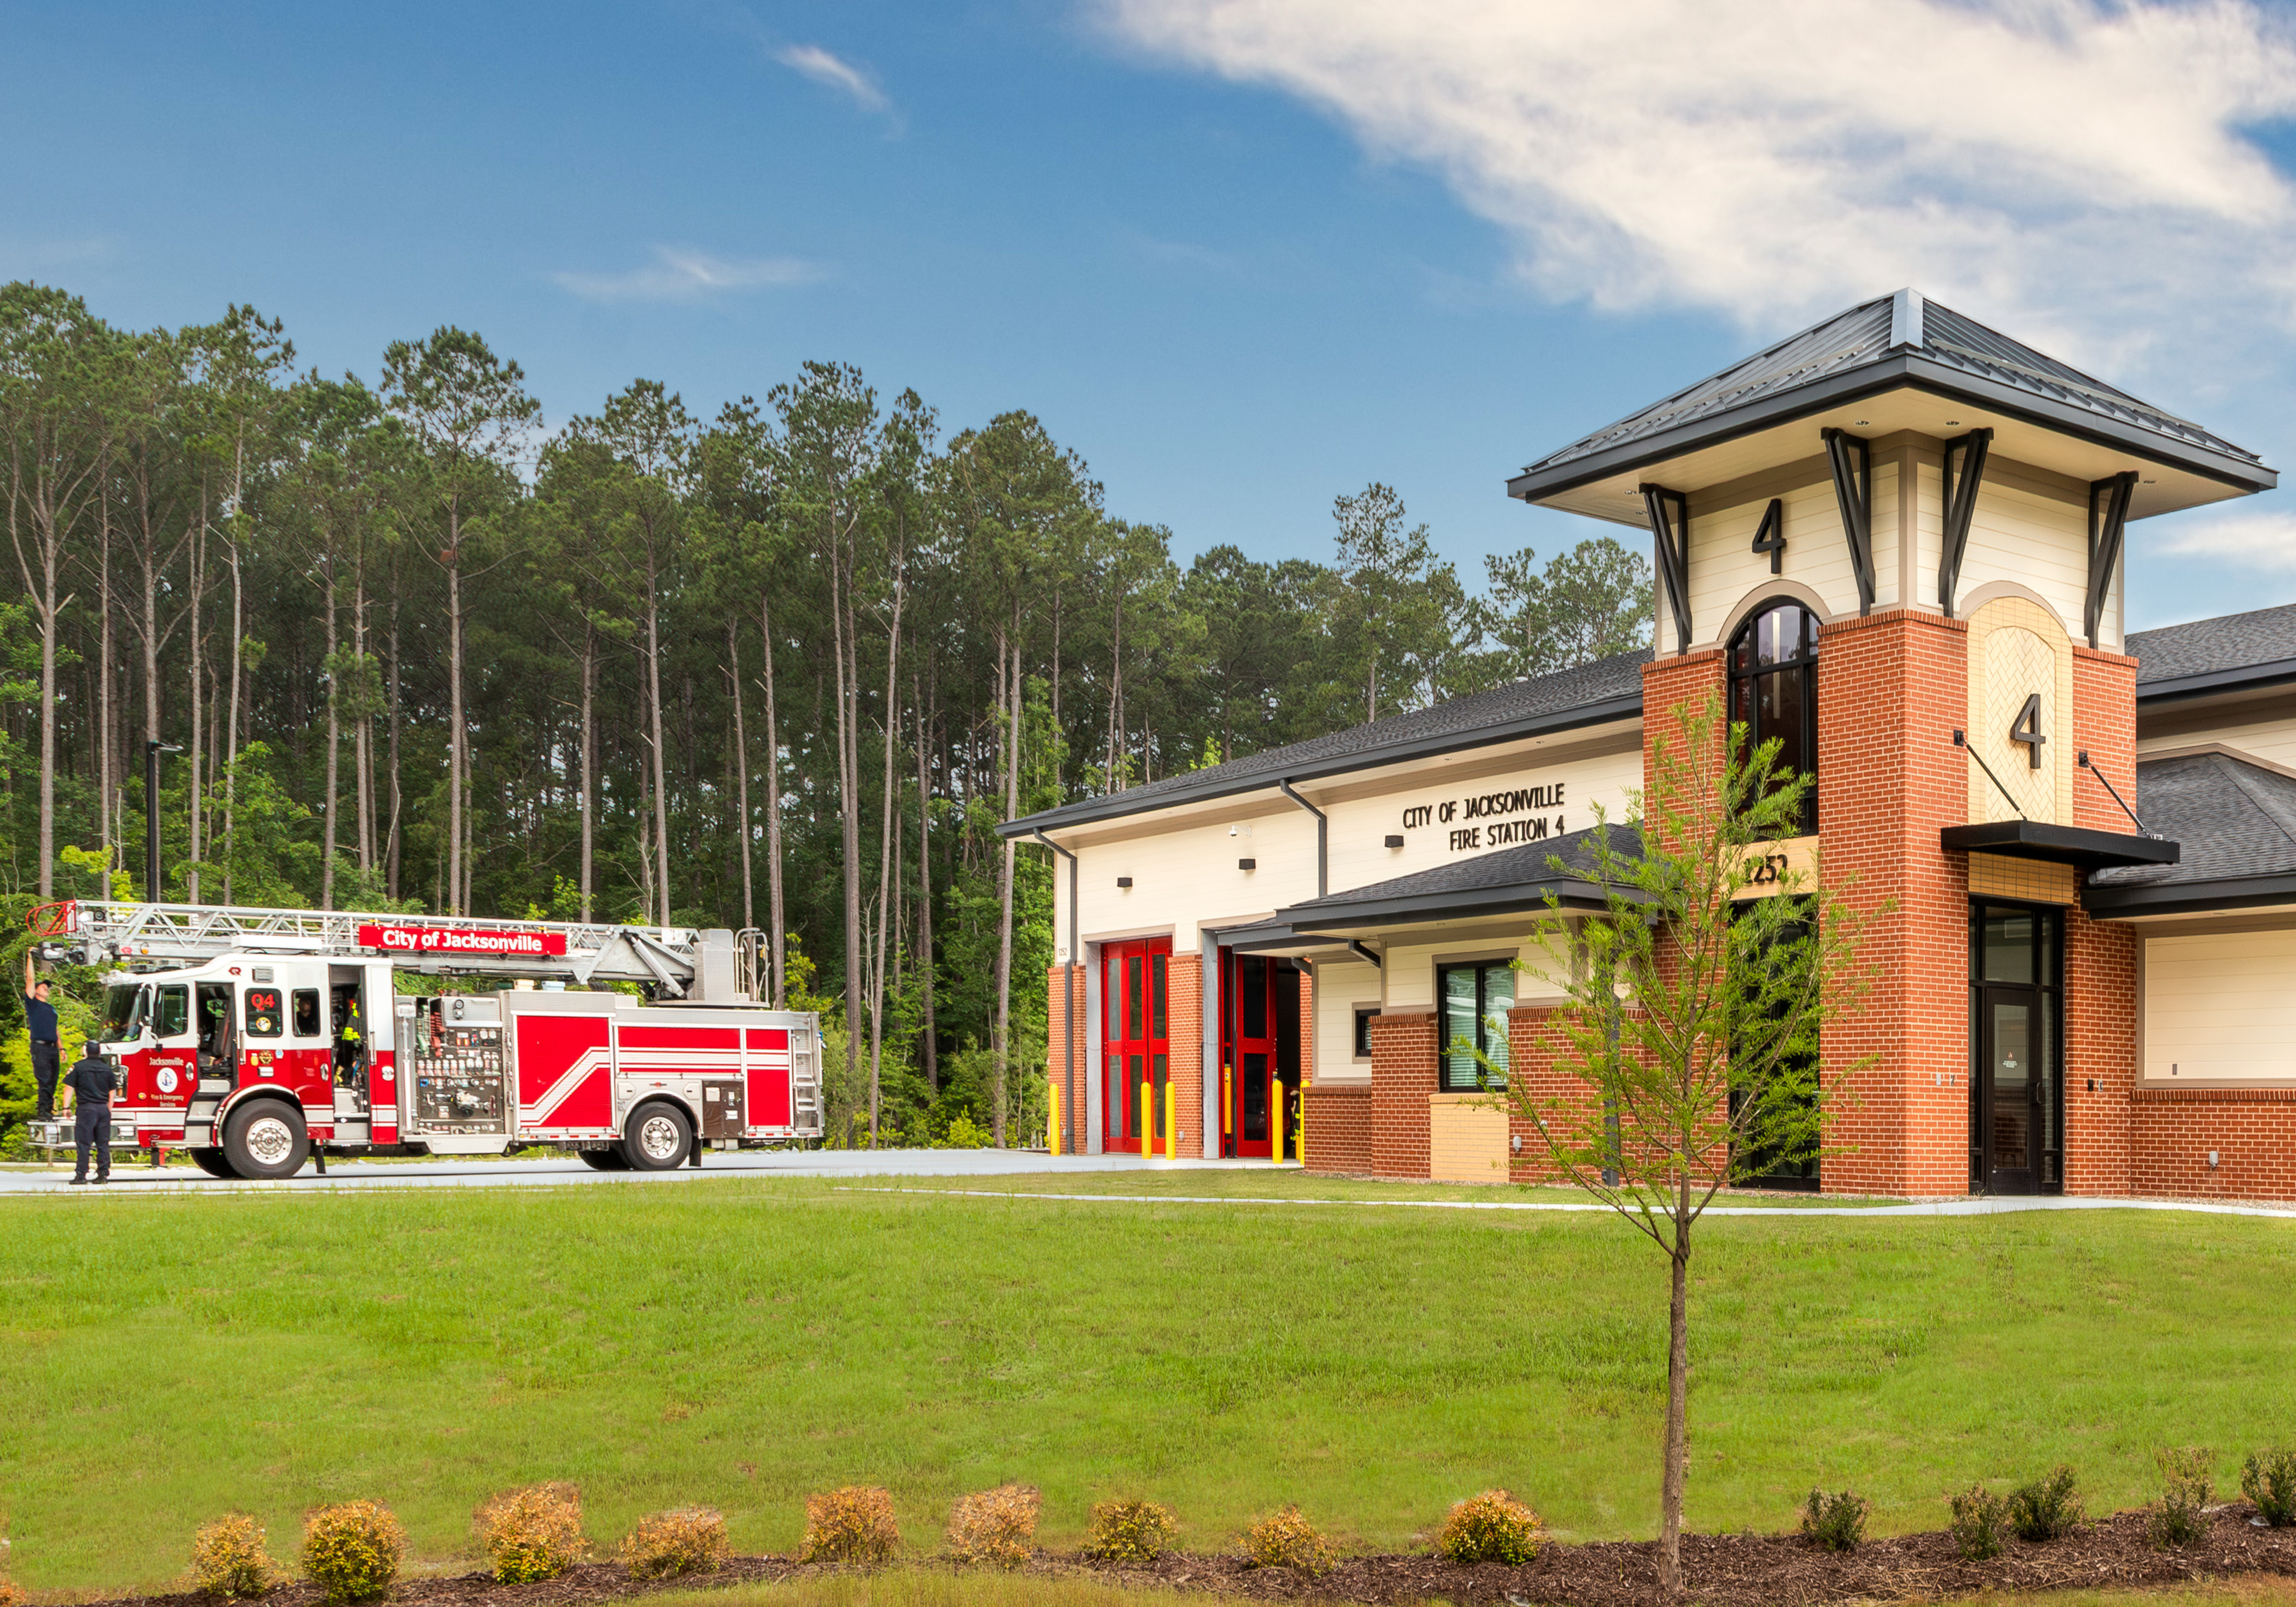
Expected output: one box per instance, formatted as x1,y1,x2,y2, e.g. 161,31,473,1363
1727,600,1821,834
1438,961,1514,1092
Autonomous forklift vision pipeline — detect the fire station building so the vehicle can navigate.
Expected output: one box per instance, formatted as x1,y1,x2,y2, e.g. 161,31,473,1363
1001,290,2296,1200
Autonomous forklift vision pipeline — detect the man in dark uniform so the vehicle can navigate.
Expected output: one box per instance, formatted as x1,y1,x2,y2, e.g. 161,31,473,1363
64,1042,117,1185
24,952,59,1118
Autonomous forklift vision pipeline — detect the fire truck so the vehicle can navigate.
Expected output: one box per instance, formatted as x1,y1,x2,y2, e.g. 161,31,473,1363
23,901,823,1179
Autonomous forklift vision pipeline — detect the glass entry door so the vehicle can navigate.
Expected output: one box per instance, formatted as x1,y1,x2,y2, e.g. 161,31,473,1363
1969,902,2062,1195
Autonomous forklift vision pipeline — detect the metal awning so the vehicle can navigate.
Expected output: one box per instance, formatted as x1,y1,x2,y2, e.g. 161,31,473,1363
1939,820,2180,869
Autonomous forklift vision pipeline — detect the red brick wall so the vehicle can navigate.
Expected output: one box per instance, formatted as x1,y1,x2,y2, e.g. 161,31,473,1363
1813,609,1972,1197
2071,646,2140,835
1044,963,1088,1153
1168,952,1204,1157
2063,904,2136,1194
1302,1084,1371,1173
2131,1087,2296,1201
1369,1010,1437,1179
1505,1002,1588,1183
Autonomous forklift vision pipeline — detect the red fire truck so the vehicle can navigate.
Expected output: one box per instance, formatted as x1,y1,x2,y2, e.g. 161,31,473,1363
23,901,822,1179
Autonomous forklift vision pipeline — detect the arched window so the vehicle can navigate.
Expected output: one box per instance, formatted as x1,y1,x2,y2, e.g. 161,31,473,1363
1727,599,1820,835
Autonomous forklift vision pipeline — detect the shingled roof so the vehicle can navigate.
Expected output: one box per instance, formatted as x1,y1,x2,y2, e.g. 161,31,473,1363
2131,602,2296,699
2088,750,2296,914
1275,821,1648,931
999,649,1649,837
1508,289,2270,503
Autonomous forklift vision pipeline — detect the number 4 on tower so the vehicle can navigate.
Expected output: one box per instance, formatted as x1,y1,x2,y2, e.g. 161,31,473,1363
2009,692,2047,769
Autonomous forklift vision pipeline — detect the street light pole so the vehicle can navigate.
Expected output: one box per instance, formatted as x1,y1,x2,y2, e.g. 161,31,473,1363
145,739,182,902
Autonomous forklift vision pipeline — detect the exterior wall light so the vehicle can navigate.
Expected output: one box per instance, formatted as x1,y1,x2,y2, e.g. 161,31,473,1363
1384,835,1404,849
1116,877,1133,889
1238,858,1256,871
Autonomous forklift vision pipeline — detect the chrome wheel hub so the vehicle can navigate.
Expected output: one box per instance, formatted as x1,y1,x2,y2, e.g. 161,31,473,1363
636,1113,681,1161
245,1114,295,1166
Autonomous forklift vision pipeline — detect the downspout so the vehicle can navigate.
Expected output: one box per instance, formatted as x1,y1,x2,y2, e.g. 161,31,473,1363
1276,779,1327,897
1030,828,1078,1156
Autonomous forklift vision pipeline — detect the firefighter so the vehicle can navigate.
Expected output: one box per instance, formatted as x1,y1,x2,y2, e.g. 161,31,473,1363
23,952,59,1120
333,992,364,1085
64,1041,117,1185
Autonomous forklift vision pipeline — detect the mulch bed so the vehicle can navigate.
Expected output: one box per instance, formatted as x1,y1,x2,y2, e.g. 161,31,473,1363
58,1505,2296,1607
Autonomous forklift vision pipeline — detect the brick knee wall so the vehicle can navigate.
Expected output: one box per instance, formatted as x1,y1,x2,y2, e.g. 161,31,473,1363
2131,1088,2296,1201
1044,963,1088,1152
1303,1084,1371,1173
1370,1012,1436,1179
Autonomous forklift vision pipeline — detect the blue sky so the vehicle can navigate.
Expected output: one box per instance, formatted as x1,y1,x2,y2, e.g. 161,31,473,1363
10,0,2296,630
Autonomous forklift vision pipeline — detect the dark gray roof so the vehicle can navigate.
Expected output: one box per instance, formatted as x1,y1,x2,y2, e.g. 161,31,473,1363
2088,751,2296,913
1000,650,1649,837
1275,822,1646,930
1510,289,2269,502
2131,603,2296,698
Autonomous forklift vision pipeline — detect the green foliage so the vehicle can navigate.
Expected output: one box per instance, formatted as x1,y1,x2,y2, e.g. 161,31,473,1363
1083,1502,1176,1565
1947,1485,2008,1560
300,1501,404,1602
2149,1447,2214,1549
187,1514,286,1598
475,1482,587,1583
1800,1488,1868,1552
1433,1490,1543,1564
2008,1464,2084,1541
1243,1506,1335,1575
2242,1446,2296,1527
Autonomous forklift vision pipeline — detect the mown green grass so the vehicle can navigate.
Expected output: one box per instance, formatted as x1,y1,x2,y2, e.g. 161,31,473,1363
5,1178,2295,1593
837,1165,1905,1207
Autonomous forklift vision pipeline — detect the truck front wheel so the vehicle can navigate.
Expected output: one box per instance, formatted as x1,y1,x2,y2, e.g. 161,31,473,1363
622,1103,692,1171
224,1102,310,1180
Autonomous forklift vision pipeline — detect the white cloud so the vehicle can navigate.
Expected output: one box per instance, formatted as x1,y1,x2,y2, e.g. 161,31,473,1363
2156,511,2296,571
1096,0,2296,364
553,246,822,304
775,43,891,115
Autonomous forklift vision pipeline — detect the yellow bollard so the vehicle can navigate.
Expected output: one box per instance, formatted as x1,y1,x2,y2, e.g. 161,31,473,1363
1139,1079,1151,1159
1048,1077,1060,1155
1270,1067,1283,1164
1297,1087,1306,1170
1165,1081,1176,1161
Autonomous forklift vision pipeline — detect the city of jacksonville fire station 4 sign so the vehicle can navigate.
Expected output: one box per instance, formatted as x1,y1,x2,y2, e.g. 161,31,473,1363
1402,781,1569,853
357,923,569,957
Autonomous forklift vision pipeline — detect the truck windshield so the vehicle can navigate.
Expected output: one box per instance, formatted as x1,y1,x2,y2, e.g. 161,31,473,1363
103,984,148,1040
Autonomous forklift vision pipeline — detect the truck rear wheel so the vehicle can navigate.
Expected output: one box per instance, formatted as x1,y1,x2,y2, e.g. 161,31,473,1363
622,1103,692,1171
190,1148,237,1179
577,1146,630,1171
224,1102,310,1180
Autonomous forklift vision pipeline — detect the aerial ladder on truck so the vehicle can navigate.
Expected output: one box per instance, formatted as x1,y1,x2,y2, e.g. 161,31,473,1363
24,901,821,1179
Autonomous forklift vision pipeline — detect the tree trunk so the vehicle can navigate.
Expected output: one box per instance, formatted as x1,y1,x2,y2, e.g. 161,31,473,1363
727,615,753,933
992,624,1021,1147
868,555,904,1144
830,536,863,1134
645,551,671,929
580,619,596,922
1660,1214,1692,1599
223,520,244,903
322,548,340,910
96,498,112,871
914,669,936,1092
387,601,403,903
186,508,203,903
760,592,785,1007
447,495,464,918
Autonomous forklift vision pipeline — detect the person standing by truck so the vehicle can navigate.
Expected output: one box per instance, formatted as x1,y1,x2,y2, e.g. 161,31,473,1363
64,1041,116,1185
24,952,59,1119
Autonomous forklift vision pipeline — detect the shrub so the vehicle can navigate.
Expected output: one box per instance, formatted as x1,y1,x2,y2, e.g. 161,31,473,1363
476,1482,589,1583
0,1582,26,1607
1084,1501,1176,1565
1948,1486,2008,1561
620,1510,731,1580
302,1502,406,1603
945,1485,1040,1568
2009,1465,2084,1542
190,1514,287,1598
2243,1447,2296,1528
1244,1507,1335,1576
1435,1490,1544,1565
800,1486,899,1564
2150,1447,2214,1549
1800,1489,1868,1553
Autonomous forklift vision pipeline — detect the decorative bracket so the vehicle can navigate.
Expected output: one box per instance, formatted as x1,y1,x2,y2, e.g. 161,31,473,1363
2085,471,2138,649
1640,483,1692,653
1750,498,1785,574
1937,426,1993,617
1821,428,1875,615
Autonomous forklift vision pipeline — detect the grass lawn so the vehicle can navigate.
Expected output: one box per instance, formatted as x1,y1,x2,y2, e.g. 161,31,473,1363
6,1178,2296,1593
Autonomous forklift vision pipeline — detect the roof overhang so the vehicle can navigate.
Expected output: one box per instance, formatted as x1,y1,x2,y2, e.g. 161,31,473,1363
1512,359,2274,527
1940,820,2180,869
1276,880,1634,938
2136,657,2296,706
2086,873,2296,920
997,694,1642,840
1214,920,1356,961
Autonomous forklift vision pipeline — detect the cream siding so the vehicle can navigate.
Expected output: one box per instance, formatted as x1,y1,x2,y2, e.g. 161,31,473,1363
1313,958,1378,1084
1677,475,1863,647
1913,458,1944,612
1954,476,2108,650
2137,711,2296,772
2144,929,2296,1084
